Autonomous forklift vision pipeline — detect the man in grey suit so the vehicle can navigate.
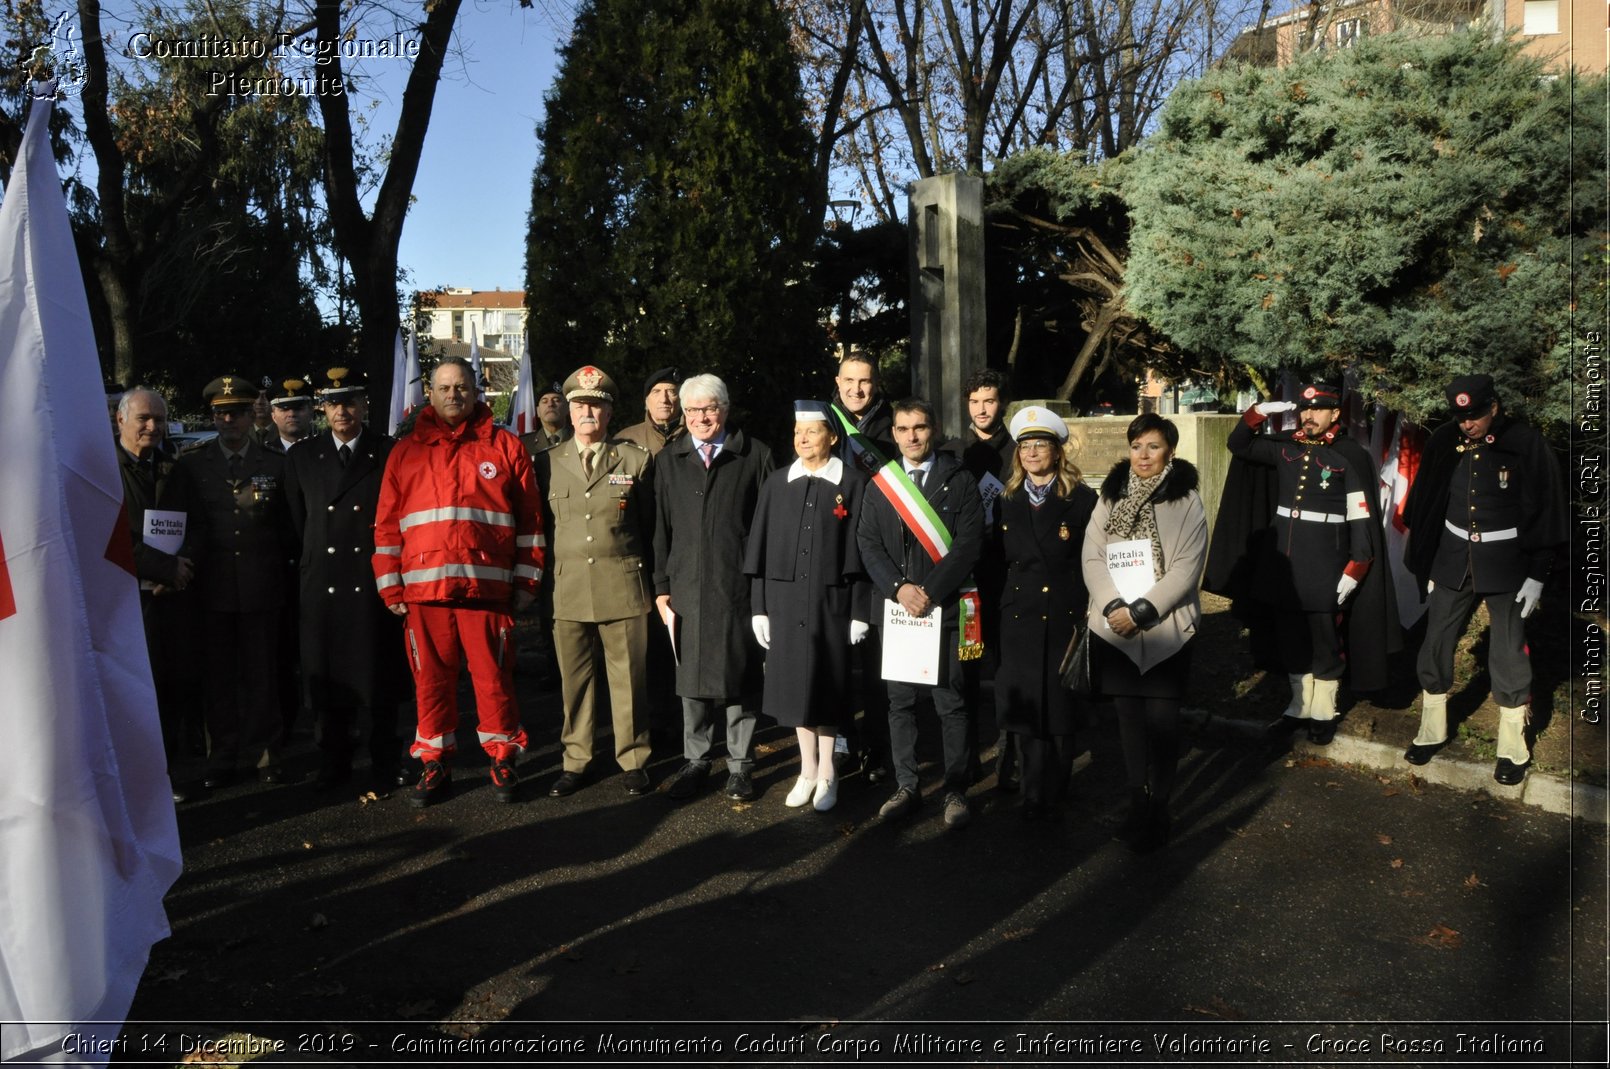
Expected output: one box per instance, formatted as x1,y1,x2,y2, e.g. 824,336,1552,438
535,366,656,797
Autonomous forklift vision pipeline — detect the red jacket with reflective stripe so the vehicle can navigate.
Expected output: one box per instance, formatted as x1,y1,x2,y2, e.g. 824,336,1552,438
373,402,546,606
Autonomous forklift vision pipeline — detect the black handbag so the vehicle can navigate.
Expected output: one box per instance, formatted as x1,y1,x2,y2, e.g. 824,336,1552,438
1059,622,1092,696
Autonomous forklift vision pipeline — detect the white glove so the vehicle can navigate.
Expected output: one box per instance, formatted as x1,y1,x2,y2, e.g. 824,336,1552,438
751,615,771,649
1336,574,1359,604
1516,578,1544,619
849,620,869,645
1255,401,1297,416
1426,579,1435,593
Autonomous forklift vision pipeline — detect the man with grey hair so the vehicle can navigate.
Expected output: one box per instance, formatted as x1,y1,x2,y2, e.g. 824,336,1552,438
116,387,199,802
653,373,775,801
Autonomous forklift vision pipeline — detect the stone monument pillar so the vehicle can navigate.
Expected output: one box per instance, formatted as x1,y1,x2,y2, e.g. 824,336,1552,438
908,174,985,440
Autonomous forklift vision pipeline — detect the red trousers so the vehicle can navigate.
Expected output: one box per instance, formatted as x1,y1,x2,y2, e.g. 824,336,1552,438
402,602,528,762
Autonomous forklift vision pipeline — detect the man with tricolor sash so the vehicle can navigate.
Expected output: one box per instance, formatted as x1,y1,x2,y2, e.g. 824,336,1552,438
853,398,985,829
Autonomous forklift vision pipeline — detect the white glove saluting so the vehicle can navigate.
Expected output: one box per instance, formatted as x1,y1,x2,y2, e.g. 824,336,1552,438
751,615,771,649
849,620,869,645
1255,400,1297,416
1336,573,1359,605
1516,578,1544,619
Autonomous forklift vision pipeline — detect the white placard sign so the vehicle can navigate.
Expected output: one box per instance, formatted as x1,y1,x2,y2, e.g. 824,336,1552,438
143,509,186,556
1106,538,1155,603
880,598,942,684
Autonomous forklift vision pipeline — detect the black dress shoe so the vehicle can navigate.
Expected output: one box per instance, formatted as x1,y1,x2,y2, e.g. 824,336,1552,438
170,780,191,805
1494,758,1528,786
257,766,286,785
1403,740,1445,766
623,768,651,795
865,766,890,786
548,770,586,797
1307,718,1339,745
724,770,756,801
202,769,236,789
394,765,418,788
666,762,709,800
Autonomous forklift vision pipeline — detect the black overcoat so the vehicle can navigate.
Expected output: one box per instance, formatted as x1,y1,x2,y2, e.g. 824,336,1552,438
744,462,872,728
652,427,776,699
1207,422,1402,691
1402,416,1566,596
283,428,406,712
993,483,1098,737
855,450,984,628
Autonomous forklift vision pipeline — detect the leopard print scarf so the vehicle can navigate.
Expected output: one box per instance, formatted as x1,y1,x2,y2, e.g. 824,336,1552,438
1103,464,1169,581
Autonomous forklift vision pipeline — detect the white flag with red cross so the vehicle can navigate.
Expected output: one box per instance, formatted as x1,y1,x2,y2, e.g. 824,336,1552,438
0,89,182,1065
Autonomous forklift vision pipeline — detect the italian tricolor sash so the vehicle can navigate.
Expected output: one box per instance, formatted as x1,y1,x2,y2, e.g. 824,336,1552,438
832,404,983,661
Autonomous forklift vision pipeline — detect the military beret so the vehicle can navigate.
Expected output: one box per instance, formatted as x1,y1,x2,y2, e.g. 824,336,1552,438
1445,374,1497,419
203,374,258,409
536,379,565,402
643,366,681,396
563,365,617,404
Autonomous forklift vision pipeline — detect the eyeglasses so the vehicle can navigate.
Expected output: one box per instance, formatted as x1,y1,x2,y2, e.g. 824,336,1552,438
684,404,724,417
1018,440,1053,453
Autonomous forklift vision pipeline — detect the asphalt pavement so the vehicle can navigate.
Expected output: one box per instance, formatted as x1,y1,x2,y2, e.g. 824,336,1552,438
111,674,1607,1068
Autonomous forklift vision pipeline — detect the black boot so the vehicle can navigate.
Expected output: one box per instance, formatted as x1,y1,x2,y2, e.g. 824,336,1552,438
1116,788,1150,844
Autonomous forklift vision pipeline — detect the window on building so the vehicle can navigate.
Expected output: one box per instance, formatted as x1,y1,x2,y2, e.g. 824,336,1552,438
1336,18,1366,49
502,312,522,334
1522,0,1559,35
451,310,463,341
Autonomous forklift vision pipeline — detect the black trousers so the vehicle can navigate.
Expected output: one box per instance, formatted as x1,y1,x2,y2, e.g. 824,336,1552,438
1276,609,1344,680
1416,582,1531,706
887,637,970,793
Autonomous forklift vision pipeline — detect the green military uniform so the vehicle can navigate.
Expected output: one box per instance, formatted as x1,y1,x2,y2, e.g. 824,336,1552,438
534,365,656,790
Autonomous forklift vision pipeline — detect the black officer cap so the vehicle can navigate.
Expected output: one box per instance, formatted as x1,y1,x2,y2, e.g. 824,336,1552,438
270,376,316,406
537,379,565,403
317,366,367,400
1295,382,1342,410
1445,375,1497,419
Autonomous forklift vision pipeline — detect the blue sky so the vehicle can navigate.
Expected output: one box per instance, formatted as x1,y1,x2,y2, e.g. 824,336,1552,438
385,2,567,295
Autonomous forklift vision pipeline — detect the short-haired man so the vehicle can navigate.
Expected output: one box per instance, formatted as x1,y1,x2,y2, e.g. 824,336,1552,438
940,367,1015,786
831,353,894,464
525,380,571,453
830,353,896,781
264,376,316,453
178,374,298,788
618,367,687,456
1401,375,1566,784
1220,382,1397,743
856,398,985,827
654,373,775,801
115,386,198,802
373,357,546,807
536,365,656,798
285,367,409,795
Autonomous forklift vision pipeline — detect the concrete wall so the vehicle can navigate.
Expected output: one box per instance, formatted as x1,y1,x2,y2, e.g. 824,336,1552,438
1037,408,1242,537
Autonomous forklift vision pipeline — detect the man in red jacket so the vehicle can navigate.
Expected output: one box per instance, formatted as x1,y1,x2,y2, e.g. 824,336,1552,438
374,357,547,807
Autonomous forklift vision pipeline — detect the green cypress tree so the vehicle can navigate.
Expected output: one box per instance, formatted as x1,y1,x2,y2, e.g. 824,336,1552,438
1122,29,1604,433
526,0,818,433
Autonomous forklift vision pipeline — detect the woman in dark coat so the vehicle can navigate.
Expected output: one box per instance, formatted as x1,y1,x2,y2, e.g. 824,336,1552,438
992,406,1099,818
744,401,872,812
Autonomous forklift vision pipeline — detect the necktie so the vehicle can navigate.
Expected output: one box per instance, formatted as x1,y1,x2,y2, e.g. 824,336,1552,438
581,445,594,478
700,442,714,468
337,443,351,468
227,452,242,480
909,466,925,490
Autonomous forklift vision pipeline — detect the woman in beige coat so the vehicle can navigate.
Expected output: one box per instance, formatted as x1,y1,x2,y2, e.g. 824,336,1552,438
1082,413,1207,850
